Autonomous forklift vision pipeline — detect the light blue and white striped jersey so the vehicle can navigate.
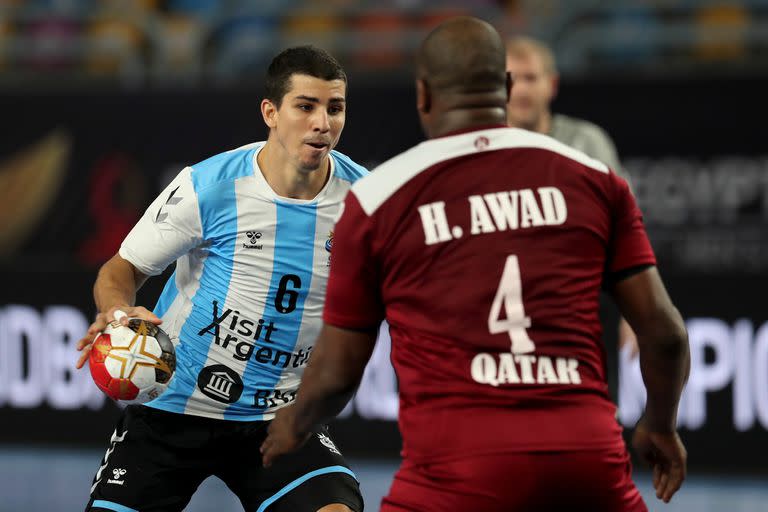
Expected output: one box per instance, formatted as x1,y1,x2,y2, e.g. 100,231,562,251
119,142,368,421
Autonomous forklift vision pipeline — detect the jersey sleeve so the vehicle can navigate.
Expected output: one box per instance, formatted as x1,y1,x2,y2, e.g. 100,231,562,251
119,167,203,276
606,170,656,276
323,192,385,329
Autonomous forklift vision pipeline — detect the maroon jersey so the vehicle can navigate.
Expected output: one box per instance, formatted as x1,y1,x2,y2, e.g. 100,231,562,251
325,126,655,463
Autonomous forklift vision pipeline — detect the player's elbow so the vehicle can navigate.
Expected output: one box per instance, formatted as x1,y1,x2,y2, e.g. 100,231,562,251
637,305,689,359
97,254,145,289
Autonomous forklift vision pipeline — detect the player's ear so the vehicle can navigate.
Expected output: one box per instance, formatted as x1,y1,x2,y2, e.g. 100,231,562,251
505,71,512,103
261,98,278,129
416,79,431,114
549,73,560,101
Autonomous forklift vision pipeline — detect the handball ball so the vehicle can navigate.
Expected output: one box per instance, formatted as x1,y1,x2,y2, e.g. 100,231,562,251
89,318,176,404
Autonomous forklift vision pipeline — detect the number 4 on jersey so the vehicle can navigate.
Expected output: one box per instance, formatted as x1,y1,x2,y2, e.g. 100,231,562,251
488,255,535,354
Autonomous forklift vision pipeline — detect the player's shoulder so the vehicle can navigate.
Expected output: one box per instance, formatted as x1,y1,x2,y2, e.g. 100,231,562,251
188,141,263,191
352,126,609,215
553,114,614,145
330,150,369,184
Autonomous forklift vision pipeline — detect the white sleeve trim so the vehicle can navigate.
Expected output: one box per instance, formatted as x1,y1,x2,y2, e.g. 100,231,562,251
119,167,203,276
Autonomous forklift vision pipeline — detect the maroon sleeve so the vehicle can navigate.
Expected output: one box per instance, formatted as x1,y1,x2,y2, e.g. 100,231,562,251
607,171,657,274
323,192,385,329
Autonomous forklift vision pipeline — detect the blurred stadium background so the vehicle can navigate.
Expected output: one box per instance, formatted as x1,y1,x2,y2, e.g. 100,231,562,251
1,0,767,510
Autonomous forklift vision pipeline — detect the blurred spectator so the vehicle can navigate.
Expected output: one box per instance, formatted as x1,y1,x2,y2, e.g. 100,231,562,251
85,16,147,77
505,35,626,178
206,14,278,79
0,1,762,85
0,17,11,70
598,2,660,66
281,8,341,54
694,3,747,61
23,14,81,71
163,0,218,17
151,12,205,79
98,0,158,12
348,12,408,70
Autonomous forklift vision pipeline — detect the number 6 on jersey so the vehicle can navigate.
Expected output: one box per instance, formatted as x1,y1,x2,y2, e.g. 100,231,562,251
488,255,535,354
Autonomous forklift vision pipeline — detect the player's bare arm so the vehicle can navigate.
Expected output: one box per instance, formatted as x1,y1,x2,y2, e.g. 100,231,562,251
261,323,377,467
75,253,159,369
611,266,690,504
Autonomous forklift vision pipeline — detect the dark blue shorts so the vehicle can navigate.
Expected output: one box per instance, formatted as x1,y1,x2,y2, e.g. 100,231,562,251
86,405,362,512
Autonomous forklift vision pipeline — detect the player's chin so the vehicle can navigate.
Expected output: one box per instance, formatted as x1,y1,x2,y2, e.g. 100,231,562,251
299,153,328,172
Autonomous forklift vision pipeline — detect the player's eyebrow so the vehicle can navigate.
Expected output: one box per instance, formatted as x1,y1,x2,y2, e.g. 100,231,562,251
293,95,346,104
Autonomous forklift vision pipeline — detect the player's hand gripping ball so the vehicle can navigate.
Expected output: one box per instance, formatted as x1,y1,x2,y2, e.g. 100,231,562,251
89,318,176,404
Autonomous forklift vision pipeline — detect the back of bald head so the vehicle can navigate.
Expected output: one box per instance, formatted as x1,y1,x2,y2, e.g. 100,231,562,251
417,17,507,94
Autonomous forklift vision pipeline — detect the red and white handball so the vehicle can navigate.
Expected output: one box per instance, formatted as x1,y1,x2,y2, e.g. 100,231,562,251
89,317,176,404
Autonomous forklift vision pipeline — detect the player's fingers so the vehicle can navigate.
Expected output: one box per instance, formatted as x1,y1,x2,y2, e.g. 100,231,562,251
78,319,106,351
87,314,109,334
110,306,163,325
134,307,163,324
656,471,669,500
260,439,275,468
662,463,685,502
76,334,93,351
260,434,272,453
110,308,130,325
652,464,661,490
76,344,92,369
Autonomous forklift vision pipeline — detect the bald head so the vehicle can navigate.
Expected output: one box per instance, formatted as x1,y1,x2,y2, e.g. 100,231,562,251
417,17,507,93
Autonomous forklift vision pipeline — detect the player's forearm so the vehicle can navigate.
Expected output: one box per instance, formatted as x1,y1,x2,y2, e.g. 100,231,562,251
291,364,358,435
94,254,146,313
291,324,377,435
638,310,690,432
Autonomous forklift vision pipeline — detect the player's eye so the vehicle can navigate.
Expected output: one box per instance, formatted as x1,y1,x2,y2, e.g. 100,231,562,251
328,105,344,115
297,104,313,112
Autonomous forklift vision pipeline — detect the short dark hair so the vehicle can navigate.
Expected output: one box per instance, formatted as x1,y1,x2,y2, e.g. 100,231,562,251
264,46,347,108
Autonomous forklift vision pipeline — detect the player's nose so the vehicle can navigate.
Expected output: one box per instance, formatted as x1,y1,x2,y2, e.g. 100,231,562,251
311,109,330,132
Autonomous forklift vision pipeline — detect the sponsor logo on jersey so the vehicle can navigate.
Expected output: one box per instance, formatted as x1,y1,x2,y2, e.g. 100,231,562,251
198,300,279,345
243,230,263,249
325,231,333,267
317,432,341,455
197,300,313,370
254,388,297,409
107,468,127,485
197,364,243,404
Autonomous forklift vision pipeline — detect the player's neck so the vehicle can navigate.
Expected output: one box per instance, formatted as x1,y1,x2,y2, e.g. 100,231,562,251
428,93,507,138
430,110,507,138
257,143,330,200
536,111,552,135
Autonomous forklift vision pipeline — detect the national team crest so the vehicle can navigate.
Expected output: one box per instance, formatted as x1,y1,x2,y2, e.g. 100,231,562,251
325,231,333,252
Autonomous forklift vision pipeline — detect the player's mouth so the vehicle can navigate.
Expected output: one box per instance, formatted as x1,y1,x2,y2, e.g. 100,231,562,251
305,141,330,151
